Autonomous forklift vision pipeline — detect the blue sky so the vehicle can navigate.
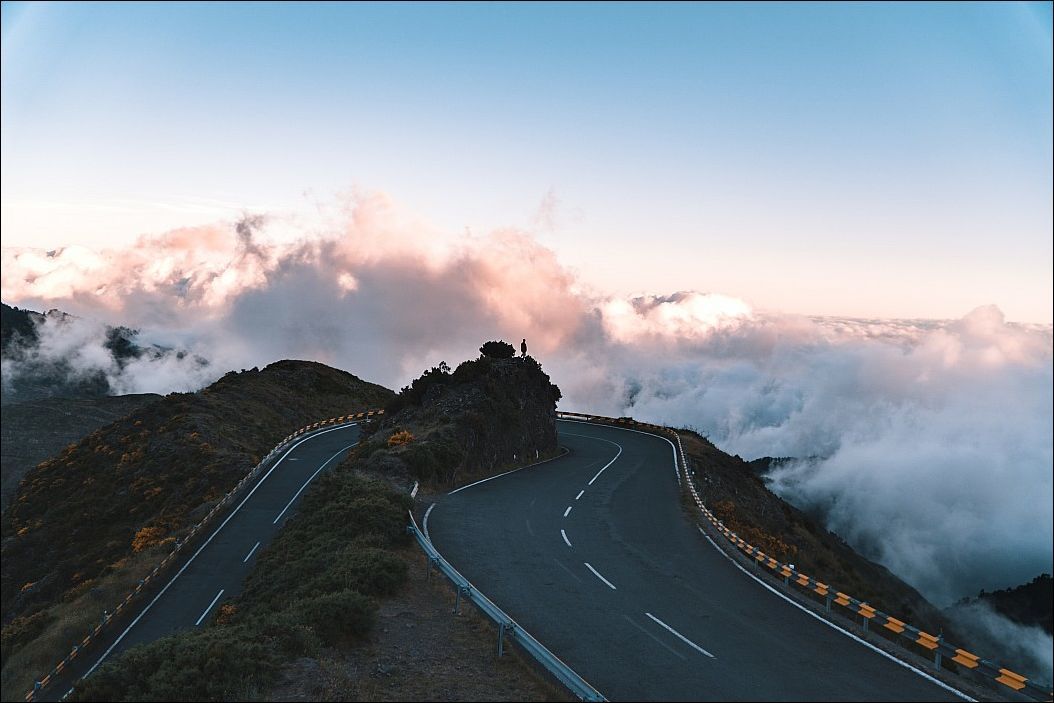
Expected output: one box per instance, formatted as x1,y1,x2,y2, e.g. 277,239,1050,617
2,1,1051,321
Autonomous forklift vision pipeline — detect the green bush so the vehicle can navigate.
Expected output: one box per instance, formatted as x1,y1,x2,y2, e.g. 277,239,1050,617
69,466,410,701
0,611,55,666
479,340,515,359
332,548,407,596
294,589,374,647
71,622,283,702
402,437,465,484
385,361,451,414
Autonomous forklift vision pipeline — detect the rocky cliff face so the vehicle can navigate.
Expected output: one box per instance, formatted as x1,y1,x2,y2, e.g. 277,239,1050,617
360,354,561,490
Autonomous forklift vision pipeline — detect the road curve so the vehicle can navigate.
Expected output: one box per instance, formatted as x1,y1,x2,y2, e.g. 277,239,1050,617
40,423,362,701
427,419,964,702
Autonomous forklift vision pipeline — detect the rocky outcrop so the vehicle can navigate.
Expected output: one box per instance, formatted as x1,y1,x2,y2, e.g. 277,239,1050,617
360,354,561,490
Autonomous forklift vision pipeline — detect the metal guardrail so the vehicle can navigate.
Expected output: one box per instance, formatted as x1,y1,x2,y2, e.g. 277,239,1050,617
24,410,384,702
556,411,1053,702
406,510,606,702
26,406,1048,702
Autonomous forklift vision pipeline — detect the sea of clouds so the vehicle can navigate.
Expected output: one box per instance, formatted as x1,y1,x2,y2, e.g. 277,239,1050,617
2,193,1051,680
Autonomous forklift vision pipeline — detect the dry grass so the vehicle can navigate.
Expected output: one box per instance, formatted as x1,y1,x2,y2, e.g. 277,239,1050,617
0,546,165,701
267,547,571,703
386,430,414,448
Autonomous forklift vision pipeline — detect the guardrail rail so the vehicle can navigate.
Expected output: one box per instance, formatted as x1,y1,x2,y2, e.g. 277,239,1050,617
556,410,1053,702
406,510,605,702
27,406,1049,702
25,409,384,702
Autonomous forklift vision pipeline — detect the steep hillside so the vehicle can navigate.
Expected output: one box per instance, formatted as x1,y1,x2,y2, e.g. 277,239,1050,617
681,430,953,635
1,302,199,402
1,361,393,627
956,574,1053,634
359,350,562,491
2,303,108,400
1,394,161,512
65,346,563,702
0,302,40,353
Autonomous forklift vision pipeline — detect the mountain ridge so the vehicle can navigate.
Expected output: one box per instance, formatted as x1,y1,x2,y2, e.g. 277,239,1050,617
0,359,393,700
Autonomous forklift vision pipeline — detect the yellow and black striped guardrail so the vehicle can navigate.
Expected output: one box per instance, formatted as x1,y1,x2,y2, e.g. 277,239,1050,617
555,411,1052,702
25,410,384,702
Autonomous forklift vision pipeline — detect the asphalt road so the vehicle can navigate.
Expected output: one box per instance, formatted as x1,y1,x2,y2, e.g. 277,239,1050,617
426,419,965,702
40,422,361,701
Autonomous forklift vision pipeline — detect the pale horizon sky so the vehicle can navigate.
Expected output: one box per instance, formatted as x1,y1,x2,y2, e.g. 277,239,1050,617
2,2,1052,322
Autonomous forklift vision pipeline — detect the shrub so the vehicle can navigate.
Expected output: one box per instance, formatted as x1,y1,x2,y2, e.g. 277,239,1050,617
384,362,451,414
68,469,410,701
387,429,414,447
71,623,283,702
295,590,374,646
0,611,55,666
402,438,465,485
479,340,515,359
333,548,407,597
130,526,165,553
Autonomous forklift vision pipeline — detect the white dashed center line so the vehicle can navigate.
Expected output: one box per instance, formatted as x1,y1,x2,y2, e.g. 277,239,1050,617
242,541,261,563
195,589,225,626
564,505,572,518
561,529,573,548
273,443,357,524
575,489,585,500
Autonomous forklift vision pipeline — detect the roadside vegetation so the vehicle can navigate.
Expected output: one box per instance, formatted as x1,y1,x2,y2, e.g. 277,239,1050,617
374,348,561,489
0,360,392,701
679,430,953,635
70,469,411,701
63,344,562,701
954,573,1053,633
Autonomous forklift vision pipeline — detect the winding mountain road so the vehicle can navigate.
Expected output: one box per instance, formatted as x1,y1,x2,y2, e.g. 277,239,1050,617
426,419,966,702
37,422,362,702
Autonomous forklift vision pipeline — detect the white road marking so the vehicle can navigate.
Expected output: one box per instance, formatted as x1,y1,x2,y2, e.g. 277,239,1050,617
195,589,225,626
561,529,573,548
587,445,622,485
446,450,568,495
564,506,572,517
83,422,359,677
575,489,585,500
645,611,715,658
584,562,617,590
560,429,625,486
623,614,686,660
272,442,357,524
697,527,974,701
553,557,583,583
525,518,535,536
423,503,436,541
559,419,680,485
242,541,260,563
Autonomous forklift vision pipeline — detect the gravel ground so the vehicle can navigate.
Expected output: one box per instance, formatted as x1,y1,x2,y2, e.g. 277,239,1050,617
267,546,572,702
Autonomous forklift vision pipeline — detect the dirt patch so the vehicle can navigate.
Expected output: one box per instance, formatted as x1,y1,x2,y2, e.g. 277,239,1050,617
267,546,572,702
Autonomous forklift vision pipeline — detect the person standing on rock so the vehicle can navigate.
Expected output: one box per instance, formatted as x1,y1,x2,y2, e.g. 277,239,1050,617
521,338,528,357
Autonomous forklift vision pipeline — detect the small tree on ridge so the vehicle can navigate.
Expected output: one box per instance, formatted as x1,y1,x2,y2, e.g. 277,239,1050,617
479,340,516,359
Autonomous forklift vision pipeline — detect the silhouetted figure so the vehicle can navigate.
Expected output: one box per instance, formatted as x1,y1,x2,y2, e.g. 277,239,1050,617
521,338,528,357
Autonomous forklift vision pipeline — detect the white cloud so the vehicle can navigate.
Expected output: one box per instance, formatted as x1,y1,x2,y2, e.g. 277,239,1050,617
2,193,1051,622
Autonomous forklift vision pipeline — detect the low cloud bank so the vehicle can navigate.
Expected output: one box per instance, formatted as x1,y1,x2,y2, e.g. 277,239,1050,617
946,600,1052,686
3,195,1051,645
